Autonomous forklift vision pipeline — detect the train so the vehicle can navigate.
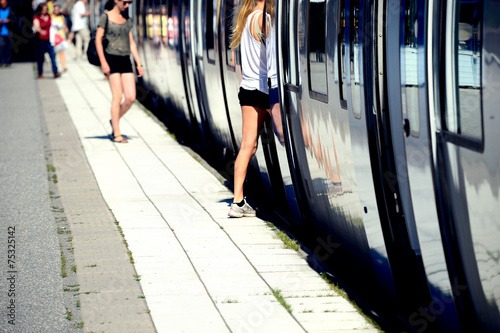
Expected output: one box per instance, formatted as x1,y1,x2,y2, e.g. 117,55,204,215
88,0,499,332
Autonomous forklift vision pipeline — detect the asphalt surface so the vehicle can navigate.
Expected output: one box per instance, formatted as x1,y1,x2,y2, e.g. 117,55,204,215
0,64,72,332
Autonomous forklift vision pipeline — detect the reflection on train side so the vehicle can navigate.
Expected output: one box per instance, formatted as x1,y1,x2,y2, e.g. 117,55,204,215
91,0,500,331
454,0,482,141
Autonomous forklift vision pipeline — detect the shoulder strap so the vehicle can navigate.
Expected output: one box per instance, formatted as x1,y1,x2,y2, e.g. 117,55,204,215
104,13,108,33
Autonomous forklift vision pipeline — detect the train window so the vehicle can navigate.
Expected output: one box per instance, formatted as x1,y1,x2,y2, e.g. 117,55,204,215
338,0,347,108
206,0,215,63
445,0,483,146
308,0,328,102
401,0,421,137
283,0,299,86
350,0,361,118
225,0,237,69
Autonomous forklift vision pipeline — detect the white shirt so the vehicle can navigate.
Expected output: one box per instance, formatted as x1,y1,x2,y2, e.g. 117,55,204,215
71,0,87,32
239,10,269,94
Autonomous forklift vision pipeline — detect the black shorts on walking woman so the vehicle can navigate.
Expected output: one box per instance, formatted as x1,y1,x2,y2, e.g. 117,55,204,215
105,53,133,74
238,87,270,110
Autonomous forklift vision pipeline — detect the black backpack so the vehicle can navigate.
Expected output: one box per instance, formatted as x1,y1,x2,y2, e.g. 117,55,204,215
87,13,109,66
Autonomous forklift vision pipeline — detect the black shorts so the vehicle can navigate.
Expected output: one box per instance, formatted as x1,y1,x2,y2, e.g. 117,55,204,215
105,53,133,74
238,87,270,110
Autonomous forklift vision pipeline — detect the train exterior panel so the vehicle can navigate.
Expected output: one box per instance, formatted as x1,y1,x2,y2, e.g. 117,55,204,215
91,0,500,331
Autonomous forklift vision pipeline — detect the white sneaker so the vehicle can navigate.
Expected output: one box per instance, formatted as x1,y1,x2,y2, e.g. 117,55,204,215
228,199,256,218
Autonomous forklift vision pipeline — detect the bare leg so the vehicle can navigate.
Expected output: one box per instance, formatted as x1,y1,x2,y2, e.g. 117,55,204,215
119,73,136,119
109,73,136,139
59,50,66,71
271,102,285,146
108,73,124,138
233,105,268,203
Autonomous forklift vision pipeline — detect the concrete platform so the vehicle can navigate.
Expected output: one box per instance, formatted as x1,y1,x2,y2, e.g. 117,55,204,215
1,45,380,333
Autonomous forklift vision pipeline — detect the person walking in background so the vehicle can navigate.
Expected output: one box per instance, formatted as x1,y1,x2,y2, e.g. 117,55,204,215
227,0,274,217
95,0,143,143
51,2,68,71
70,0,89,59
46,0,55,14
0,0,16,68
61,0,74,41
33,3,60,78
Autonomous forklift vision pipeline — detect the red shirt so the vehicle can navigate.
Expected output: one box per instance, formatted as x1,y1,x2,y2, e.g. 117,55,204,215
34,14,51,40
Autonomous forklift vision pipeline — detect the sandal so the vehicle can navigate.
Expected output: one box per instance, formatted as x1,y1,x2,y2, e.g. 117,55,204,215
112,135,128,143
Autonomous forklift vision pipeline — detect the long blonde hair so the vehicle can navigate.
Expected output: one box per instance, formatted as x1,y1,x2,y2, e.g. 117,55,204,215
229,0,275,49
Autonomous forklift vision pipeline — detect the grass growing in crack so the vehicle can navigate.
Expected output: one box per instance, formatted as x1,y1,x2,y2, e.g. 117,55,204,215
52,206,64,213
271,289,292,313
128,250,134,264
265,221,277,231
61,250,67,278
275,231,300,251
114,221,135,263
64,285,80,293
66,309,73,321
75,321,84,328
222,298,238,303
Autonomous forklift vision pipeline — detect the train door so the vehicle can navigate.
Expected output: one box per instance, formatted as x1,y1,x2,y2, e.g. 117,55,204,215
179,0,209,148
358,0,458,329
143,0,159,91
219,0,241,146
135,0,152,87
432,0,500,331
191,0,214,146
382,0,466,331
339,0,400,313
195,0,237,157
276,0,311,225
277,0,384,305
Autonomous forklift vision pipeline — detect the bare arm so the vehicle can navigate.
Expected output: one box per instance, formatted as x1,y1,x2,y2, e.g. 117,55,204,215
33,17,42,34
129,30,143,78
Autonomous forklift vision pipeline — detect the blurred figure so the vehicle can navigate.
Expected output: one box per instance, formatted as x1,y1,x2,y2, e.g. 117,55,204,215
33,3,60,78
61,0,74,40
227,0,274,217
32,0,46,11
71,0,89,59
46,0,55,14
51,2,68,71
95,0,143,143
0,0,16,68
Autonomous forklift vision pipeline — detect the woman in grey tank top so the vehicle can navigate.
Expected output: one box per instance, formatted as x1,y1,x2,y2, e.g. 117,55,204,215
95,0,143,143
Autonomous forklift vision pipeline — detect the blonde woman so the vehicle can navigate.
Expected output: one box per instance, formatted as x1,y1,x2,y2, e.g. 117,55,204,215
95,0,143,143
228,0,274,217
51,3,68,71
